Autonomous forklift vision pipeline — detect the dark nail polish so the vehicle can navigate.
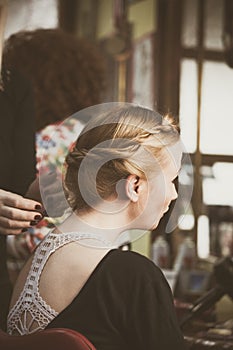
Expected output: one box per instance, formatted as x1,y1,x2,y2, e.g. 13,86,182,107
41,209,47,217
30,220,37,226
35,204,42,210
34,215,42,220
21,228,28,233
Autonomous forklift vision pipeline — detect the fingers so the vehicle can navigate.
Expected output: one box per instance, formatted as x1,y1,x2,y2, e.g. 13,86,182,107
0,208,43,235
0,204,42,223
0,189,43,235
0,189,41,211
0,226,28,235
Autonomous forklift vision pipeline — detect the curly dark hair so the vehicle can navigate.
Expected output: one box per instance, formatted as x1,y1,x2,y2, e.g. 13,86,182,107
3,28,106,131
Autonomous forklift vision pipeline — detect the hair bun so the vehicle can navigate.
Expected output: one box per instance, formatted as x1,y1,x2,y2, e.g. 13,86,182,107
65,147,86,169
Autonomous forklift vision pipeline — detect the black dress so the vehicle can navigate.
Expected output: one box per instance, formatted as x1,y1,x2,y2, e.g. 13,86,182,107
0,68,36,330
47,249,187,350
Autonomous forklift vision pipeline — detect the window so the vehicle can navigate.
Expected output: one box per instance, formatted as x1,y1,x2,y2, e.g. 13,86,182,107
5,0,58,39
179,0,233,257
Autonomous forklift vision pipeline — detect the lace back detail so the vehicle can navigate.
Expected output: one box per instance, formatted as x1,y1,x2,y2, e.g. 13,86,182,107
7,232,112,335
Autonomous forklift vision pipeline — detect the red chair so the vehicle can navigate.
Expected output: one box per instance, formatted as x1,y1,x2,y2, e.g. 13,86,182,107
0,327,96,350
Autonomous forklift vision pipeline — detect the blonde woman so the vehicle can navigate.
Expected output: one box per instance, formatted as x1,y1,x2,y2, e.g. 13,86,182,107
7,105,186,349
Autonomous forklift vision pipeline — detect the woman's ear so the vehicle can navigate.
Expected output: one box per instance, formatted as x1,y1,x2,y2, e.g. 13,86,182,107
125,174,140,202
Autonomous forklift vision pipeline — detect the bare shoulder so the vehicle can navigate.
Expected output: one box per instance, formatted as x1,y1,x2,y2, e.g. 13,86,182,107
38,242,111,311
10,240,111,314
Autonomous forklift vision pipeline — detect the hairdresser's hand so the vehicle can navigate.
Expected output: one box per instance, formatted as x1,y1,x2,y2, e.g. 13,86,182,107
0,189,43,235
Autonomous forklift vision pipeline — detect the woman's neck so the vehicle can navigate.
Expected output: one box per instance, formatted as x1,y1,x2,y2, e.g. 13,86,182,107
55,208,130,245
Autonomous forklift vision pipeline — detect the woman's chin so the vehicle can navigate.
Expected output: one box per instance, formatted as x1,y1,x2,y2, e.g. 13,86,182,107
149,212,167,230
148,219,160,231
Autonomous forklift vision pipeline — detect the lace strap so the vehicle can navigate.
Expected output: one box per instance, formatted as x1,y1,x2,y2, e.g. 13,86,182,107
24,231,114,294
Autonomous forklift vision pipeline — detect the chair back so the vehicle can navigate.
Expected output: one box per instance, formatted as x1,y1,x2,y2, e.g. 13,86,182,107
0,327,96,350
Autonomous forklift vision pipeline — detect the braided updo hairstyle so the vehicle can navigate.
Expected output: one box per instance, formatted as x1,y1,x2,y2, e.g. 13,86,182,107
64,105,180,212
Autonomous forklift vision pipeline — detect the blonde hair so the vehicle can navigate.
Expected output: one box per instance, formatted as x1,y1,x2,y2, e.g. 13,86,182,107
64,105,180,211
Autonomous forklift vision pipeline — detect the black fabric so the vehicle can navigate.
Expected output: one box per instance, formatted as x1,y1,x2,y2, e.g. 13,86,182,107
0,68,36,330
47,249,187,350
0,68,36,194
0,235,12,331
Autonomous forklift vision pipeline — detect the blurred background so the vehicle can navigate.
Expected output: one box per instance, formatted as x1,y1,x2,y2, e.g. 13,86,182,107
3,0,233,336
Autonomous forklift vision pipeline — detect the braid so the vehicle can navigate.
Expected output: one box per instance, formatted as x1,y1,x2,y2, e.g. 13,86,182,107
64,105,180,212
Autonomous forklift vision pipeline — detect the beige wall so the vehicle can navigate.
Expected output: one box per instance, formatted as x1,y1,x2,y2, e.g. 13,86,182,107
131,231,151,258
128,0,157,40
96,0,114,39
96,0,157,41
